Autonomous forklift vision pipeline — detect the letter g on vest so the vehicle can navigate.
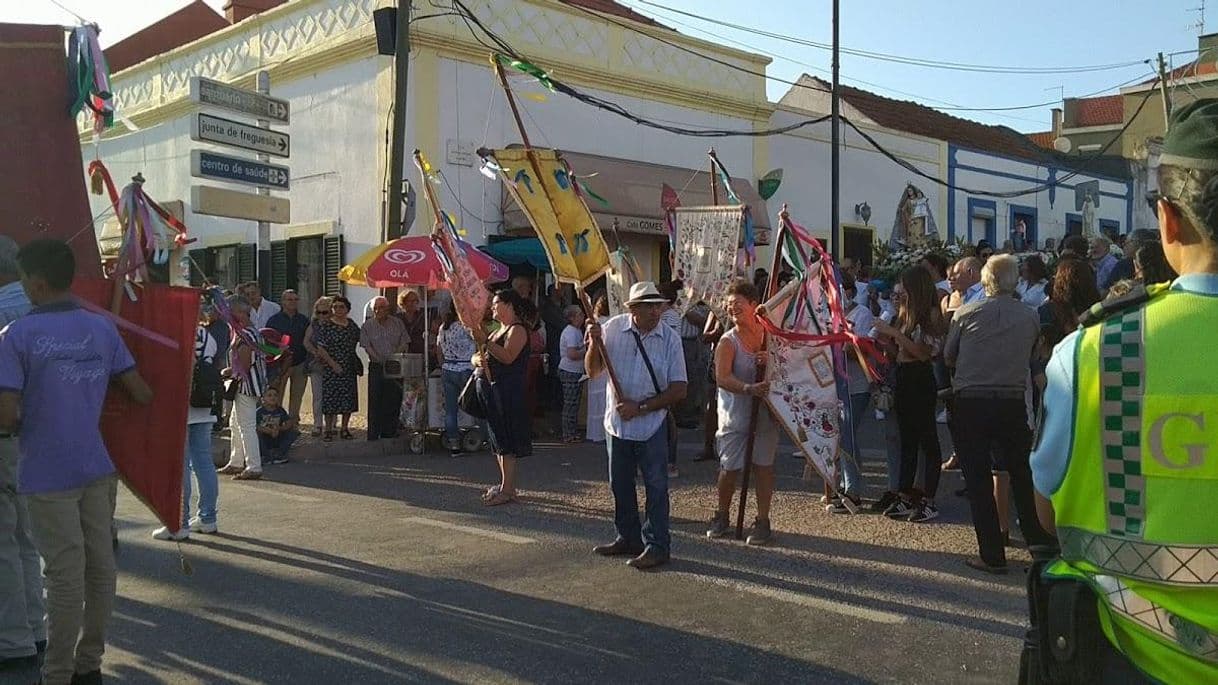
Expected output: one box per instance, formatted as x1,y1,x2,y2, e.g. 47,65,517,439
1143,397,1216,475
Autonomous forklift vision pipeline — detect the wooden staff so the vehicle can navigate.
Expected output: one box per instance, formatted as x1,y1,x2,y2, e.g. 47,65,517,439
733,206,789,539
491,55,623,398
708,148,720,205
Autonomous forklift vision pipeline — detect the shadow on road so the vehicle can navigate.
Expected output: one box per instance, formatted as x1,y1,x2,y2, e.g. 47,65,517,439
110,533,867,685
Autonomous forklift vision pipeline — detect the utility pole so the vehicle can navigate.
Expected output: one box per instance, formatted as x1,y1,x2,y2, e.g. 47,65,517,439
830,0,841,260
1157,52,1173,129
385,0,412,243
256,69,272,296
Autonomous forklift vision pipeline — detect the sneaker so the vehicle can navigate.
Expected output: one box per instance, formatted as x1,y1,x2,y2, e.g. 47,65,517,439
667,464,679,478
706,511,731,538
233,469,263,481
745,518,772,546
151,526,189,541
870,491,899,513
936,408,948,424
188,518,217,535
875,409,886,421
883,498,916,519
267,453,290,465
450,447,462,457
909,502,940,523
828,494,861,514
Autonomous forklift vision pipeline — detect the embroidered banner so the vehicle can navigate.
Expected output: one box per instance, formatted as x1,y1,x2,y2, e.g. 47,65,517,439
760,270,841,488
606,249,640,316
485,148,610,287
673,206,747,321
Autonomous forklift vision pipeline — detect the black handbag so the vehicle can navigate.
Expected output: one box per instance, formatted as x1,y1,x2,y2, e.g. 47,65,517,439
458,370,487,419
222,377,240,401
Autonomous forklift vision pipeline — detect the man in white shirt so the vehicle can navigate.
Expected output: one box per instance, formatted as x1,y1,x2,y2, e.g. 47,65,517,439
586,282,687,570
956,257,986,305
242,282,281,330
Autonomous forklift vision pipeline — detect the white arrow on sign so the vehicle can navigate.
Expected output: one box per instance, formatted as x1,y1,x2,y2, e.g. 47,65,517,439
190,113,290,158
190,76,290,124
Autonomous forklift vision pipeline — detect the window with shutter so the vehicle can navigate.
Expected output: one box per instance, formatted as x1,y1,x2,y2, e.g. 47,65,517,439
323,235,344,297
237,244,257,286
269,241,288,302
188,248,209,287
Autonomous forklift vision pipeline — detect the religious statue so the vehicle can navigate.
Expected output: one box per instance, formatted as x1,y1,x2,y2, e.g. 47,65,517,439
889,183,939,249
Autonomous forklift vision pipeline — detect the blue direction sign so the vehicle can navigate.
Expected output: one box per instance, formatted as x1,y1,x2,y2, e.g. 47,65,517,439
190,150,290,190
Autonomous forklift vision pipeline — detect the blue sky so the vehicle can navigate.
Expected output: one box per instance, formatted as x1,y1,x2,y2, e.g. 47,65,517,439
6,0,1208,132
621,0,1206,131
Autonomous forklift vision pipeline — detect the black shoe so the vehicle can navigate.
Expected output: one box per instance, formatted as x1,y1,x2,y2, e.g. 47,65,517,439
870,491,899,513
706,511,731,538
964,558,1009,575
626,547,670,570
593,539,644,557
71,670,103,685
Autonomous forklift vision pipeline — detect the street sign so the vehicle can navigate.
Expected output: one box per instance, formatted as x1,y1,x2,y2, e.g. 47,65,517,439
190,76,289,124
191,185,291,224
190,150,290,190
190,113,290,158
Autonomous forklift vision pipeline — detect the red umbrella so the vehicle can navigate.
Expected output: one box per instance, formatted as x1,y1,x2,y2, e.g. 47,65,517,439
339,235,510,288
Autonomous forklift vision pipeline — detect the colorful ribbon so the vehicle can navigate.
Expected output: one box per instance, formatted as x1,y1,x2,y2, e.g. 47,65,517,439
68,25,114,134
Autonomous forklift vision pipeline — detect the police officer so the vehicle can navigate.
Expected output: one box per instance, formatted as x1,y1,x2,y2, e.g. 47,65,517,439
1027,99,1218,684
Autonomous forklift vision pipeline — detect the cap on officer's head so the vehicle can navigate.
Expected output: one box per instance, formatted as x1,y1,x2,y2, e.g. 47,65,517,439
1160,99,1218,170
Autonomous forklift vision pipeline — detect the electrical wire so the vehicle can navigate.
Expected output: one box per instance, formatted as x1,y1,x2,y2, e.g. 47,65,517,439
842,81,1159,199
630,0,1151,75
449,0,1154,199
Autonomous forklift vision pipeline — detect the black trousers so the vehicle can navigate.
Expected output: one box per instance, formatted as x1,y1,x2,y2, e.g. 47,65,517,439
367,362,403,440
894,361,942,500
954,397,1054,565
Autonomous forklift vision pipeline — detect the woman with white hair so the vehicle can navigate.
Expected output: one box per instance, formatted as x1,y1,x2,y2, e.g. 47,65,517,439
558,304,587,443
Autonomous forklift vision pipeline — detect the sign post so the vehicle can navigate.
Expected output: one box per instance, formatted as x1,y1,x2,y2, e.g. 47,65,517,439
255,70,272,298
188,73,291,291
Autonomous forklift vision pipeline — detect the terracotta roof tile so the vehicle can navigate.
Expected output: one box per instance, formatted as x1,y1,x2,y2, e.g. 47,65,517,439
807,77,1050,162
1073,94,1123,127
1028,131,1056,149
104,0,229,73
561,0,661,26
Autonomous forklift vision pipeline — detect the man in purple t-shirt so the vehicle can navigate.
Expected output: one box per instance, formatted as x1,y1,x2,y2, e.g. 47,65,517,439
0,240,152,685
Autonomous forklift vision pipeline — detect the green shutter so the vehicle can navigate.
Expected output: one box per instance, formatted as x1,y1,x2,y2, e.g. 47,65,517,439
188,248,209,287
270,241,288,302
323,234,345,297
237,243,257,285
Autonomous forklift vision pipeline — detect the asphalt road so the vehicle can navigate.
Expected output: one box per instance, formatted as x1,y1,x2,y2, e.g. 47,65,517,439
105,417,1030,684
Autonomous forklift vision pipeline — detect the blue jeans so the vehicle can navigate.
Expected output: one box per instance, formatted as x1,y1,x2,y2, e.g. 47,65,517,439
258,429,299,459
442,368,471,443
183,422,218,528
607,428,670,553
840,392,869,496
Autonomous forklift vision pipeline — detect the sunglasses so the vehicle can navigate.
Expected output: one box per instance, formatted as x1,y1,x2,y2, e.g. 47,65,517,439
1146,189,1178,218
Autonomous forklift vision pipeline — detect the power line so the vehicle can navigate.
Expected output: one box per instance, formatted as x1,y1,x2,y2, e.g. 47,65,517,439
450,0,1153,199
629,0,1152,75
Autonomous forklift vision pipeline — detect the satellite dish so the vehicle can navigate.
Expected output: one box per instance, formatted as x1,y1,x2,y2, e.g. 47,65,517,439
1053,136,1073,153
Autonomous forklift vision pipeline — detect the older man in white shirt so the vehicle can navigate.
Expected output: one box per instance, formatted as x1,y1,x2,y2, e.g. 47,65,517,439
242,281,281,330
586,282,687,570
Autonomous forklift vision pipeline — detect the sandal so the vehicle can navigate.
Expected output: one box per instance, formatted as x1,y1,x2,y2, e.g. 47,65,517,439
341,430,354,440
481,485,502,501
483,490,516,507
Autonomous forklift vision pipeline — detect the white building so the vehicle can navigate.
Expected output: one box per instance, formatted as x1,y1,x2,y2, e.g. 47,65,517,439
82,0,1134,316
82,0,774,315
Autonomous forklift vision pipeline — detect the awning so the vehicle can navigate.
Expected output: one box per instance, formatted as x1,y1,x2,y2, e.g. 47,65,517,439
482,238,551,272
500,150,771,245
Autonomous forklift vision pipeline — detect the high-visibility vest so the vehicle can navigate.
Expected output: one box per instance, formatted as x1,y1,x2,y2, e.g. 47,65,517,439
1047,283,1218,684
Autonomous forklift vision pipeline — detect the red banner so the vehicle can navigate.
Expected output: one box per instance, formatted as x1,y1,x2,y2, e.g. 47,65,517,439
73,278,196,533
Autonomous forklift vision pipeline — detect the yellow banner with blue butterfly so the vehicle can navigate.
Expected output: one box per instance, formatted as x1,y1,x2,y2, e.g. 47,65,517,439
483,148,610,287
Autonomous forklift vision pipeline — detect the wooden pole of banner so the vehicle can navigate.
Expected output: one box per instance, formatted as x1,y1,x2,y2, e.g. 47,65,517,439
732,206,785,539
708,149,721,205
491,56,622,398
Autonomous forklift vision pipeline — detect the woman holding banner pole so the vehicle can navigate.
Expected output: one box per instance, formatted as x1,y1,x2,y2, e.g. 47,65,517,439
705,281,778,546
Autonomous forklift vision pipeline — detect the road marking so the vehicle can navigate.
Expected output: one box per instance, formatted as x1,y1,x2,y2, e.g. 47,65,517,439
674,572,907,624
243,487,321,503
401,516,536,544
